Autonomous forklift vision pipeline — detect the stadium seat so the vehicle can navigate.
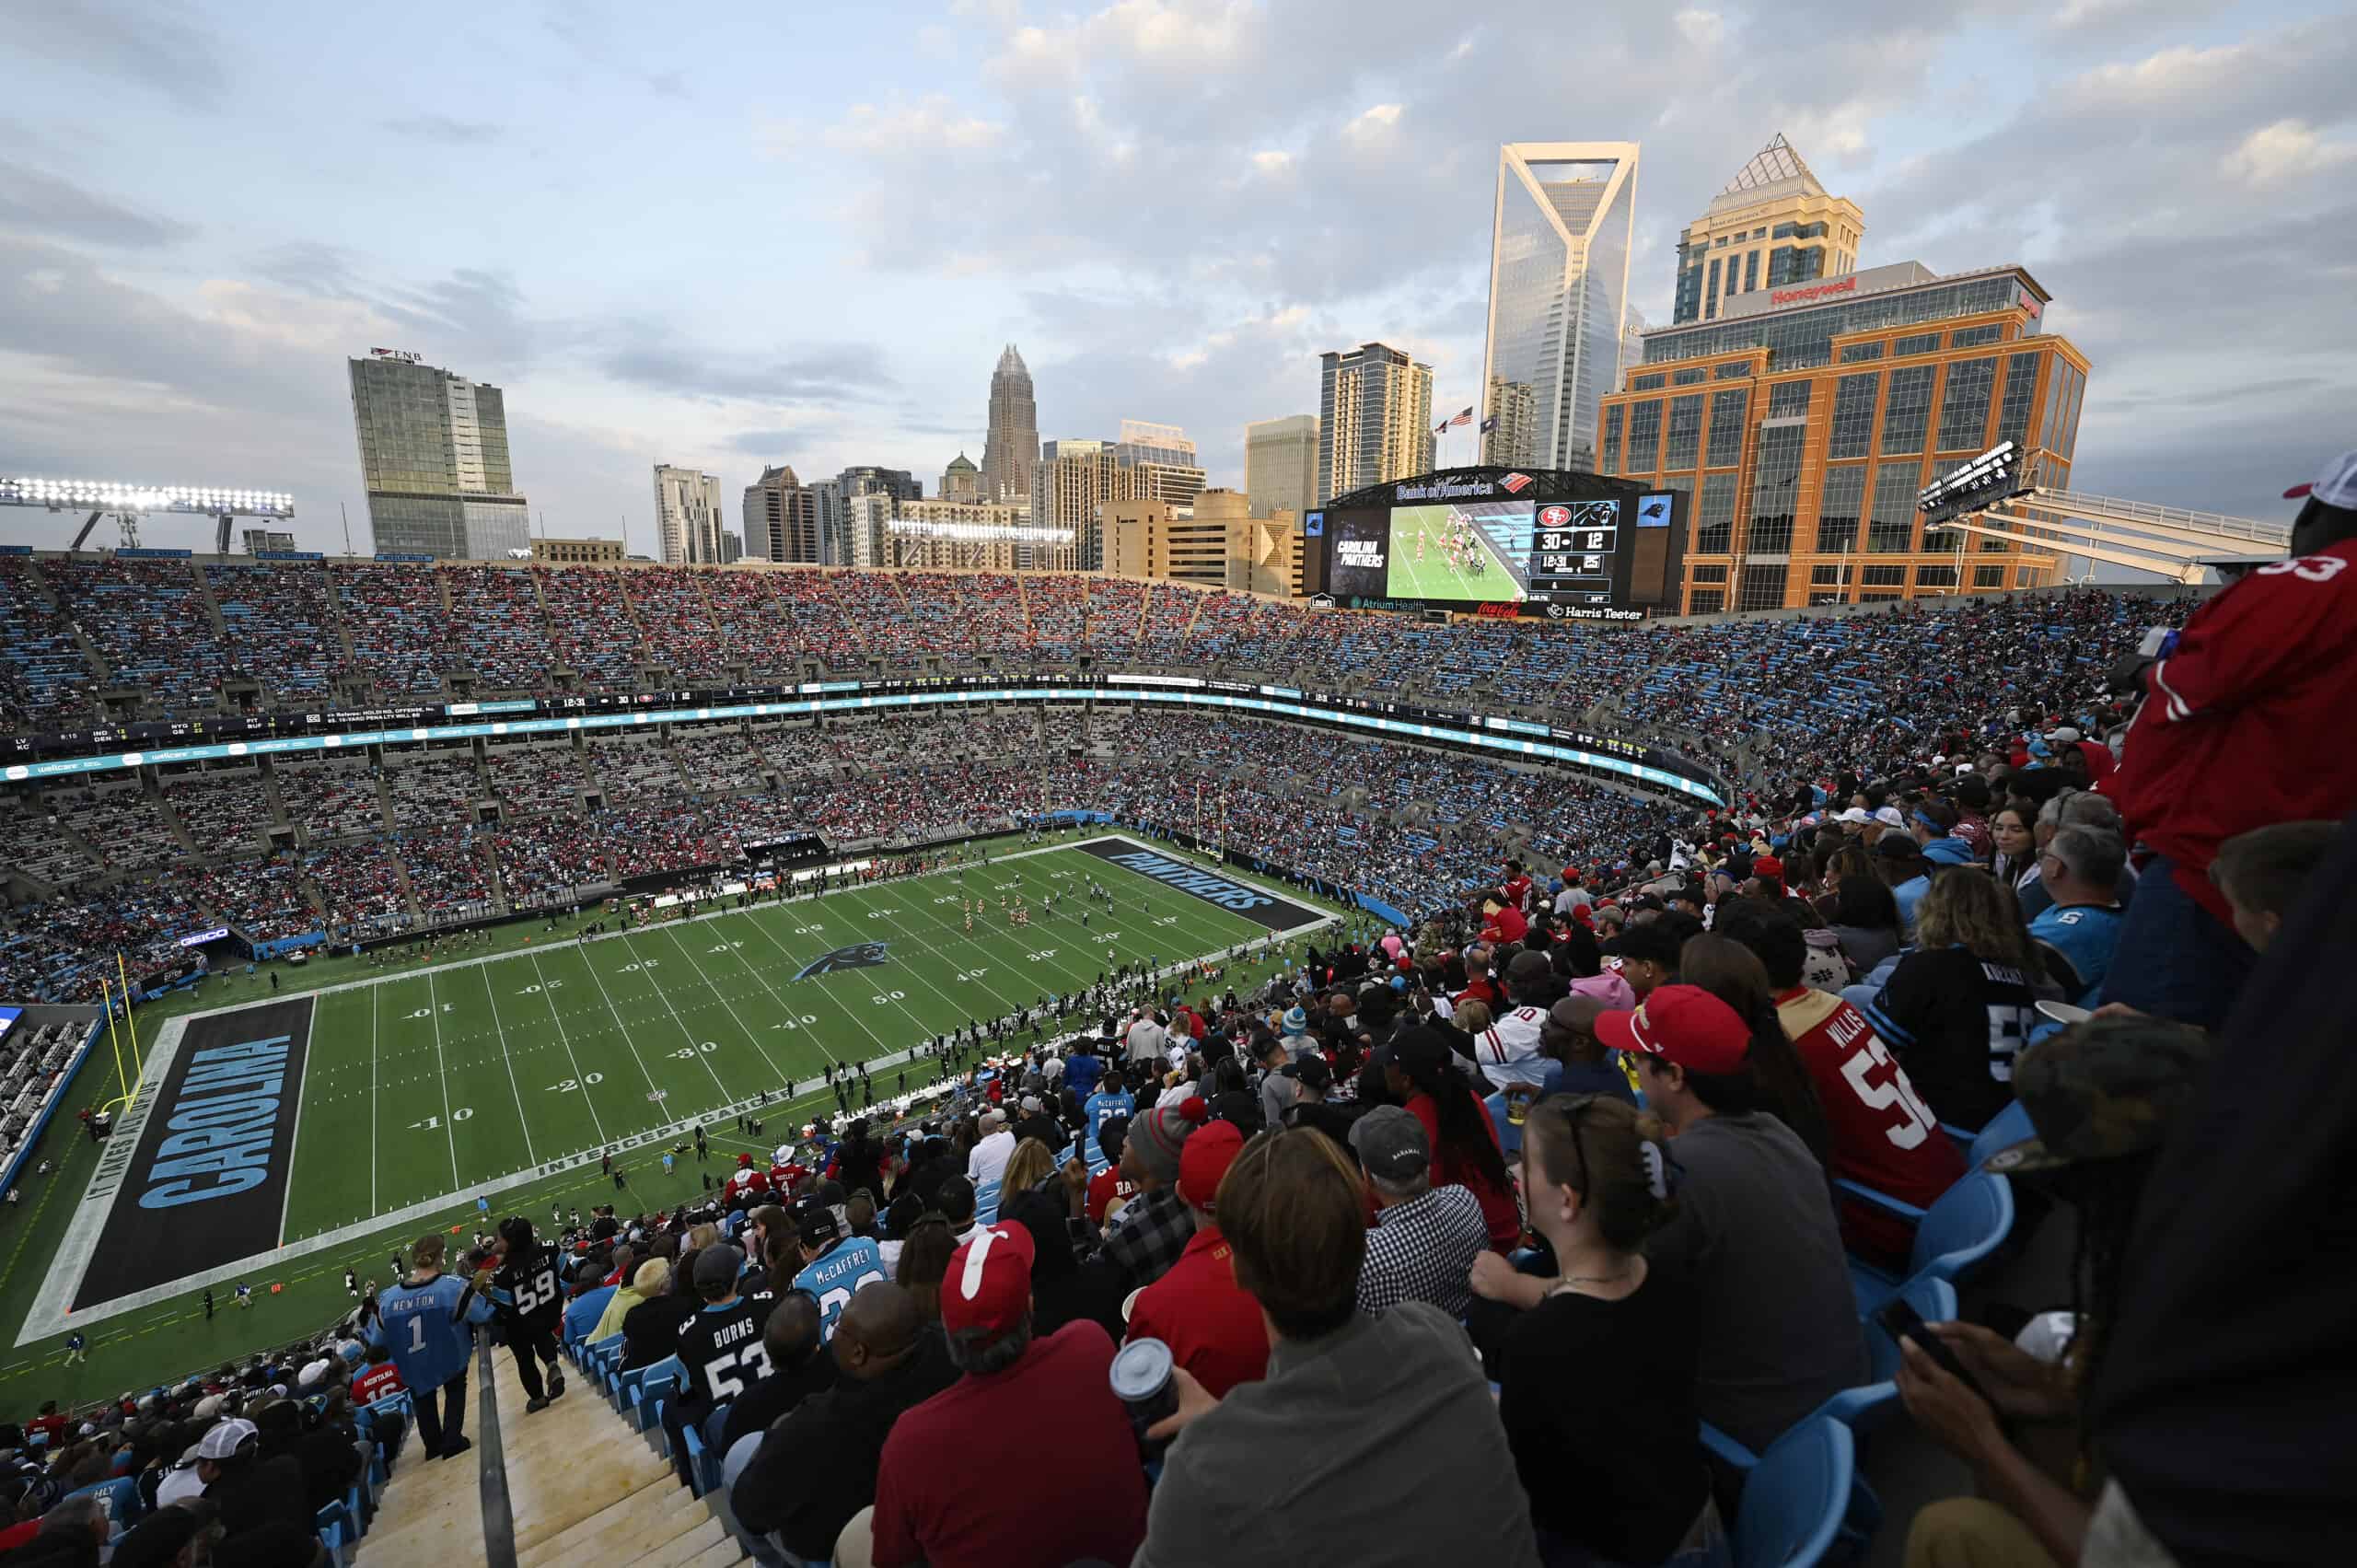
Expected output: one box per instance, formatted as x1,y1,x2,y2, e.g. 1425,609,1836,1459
1844,1171,2015,1314
1730,1417,1860,1568
1701,1275,1959,1471
315,1499,355,1567
1962,1100,2036,1171
626,1357,683,1432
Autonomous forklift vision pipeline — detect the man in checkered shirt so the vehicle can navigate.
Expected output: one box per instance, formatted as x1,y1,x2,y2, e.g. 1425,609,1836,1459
1350,1104,1492,1319
1098,1096,1203,1289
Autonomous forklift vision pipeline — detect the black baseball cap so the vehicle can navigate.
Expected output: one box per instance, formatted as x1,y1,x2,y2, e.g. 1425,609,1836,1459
791,1194,840,1249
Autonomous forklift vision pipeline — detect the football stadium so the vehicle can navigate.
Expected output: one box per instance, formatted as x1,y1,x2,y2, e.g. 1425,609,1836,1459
1,16,2351,1568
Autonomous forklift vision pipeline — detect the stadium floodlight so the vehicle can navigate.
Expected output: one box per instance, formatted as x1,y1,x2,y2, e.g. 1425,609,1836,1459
2,475,295,552
3,477,295,515
1918,442,2028,528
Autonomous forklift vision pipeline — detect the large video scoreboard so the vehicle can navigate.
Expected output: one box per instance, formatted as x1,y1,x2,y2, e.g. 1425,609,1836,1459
1303,467,1687,621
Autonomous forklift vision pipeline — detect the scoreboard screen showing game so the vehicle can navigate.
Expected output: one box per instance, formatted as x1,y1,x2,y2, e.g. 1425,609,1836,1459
1305,470,1686,621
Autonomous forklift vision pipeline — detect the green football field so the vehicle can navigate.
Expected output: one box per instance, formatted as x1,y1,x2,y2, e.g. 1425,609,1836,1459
277,837,1295,1237
1385,503,1524,604
6,834,1344,1404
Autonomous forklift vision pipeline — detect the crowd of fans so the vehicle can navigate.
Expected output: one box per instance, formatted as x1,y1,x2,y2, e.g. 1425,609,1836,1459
10,457,2357,1568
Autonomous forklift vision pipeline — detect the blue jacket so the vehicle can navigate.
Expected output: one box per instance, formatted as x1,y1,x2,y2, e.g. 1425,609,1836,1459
1921,836,1976,865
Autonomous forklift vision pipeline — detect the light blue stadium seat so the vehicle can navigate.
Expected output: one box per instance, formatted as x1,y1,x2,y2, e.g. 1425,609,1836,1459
1732,1417,1860,1568
1962,1101,2035,1171
627,1356,683,1431
1845,1171,2014,1314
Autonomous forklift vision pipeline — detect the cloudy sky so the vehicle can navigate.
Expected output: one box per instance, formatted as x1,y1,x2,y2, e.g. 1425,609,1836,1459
2,0,2349,555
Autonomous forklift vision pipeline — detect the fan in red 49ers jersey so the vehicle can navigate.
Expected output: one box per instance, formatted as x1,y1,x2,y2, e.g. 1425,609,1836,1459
2102,451,2357,1025
726,1152,771,1203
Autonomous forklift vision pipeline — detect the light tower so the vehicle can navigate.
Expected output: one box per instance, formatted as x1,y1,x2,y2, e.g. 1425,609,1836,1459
0,477,296,553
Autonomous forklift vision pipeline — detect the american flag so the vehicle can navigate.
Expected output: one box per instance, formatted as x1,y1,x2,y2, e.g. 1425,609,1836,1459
1446,406,1474,428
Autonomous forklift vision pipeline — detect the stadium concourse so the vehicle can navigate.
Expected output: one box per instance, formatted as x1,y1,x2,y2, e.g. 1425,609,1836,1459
0,469,2353,1568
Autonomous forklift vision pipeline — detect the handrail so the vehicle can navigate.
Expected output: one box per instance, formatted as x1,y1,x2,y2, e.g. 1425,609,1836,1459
476,1326,519,1568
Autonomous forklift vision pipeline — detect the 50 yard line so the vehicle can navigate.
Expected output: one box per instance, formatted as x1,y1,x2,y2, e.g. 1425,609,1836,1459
425,972,460,1191
368,986,378,1217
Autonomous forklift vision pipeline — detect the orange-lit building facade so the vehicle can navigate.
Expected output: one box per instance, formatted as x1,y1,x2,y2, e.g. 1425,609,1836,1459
1600,262,2091,612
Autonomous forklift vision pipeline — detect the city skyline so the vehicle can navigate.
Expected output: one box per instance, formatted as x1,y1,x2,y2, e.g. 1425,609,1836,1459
1,2,2349,554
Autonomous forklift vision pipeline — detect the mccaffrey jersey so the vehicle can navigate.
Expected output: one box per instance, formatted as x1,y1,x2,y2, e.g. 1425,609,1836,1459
793,1237,888,1343
1084,1086,1134,1135
489,1243,565,1330
676,1290,779,1421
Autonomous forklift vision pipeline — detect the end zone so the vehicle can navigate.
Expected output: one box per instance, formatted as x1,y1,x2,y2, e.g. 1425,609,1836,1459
17,996,313,1344
1073,835,1329,933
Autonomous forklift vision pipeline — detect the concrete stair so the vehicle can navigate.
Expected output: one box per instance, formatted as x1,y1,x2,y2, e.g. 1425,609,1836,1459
360,1351,749,1568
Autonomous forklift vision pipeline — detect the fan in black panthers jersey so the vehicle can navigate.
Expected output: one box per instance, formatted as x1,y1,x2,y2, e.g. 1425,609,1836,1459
487,1216,568,1412
663,1243,780,1484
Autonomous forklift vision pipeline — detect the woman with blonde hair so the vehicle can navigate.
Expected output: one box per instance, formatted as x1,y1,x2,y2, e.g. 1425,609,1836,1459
1857,869,2047,1132
998,1137,1058,1202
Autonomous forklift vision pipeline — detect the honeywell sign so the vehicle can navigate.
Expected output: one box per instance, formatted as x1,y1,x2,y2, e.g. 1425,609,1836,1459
1769,275,1859,308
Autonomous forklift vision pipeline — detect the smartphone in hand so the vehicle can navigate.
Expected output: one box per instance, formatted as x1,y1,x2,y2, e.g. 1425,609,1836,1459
1875,1297,1991,1406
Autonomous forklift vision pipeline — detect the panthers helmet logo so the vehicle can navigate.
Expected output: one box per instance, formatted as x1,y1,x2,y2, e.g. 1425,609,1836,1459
795,942,890,980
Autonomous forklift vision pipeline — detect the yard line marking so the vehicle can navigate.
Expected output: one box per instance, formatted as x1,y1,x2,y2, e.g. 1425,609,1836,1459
617,931,735,1101
476,964,540,1168
528,950,610,1152
566,948,671,1105
656,923,790,1087
368,986,379,1217
425,973,461,1190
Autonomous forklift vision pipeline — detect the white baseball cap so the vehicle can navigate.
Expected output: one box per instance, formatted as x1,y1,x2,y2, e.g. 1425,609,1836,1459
2284,450,2357,511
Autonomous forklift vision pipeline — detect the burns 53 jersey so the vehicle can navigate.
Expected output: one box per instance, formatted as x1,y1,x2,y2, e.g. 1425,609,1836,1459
676,1291,778,1420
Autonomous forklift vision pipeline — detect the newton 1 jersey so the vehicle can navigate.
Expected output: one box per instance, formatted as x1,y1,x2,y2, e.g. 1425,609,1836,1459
793,1237,888,1342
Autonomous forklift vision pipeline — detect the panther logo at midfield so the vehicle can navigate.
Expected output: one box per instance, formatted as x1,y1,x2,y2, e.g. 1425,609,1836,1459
795,942,890,981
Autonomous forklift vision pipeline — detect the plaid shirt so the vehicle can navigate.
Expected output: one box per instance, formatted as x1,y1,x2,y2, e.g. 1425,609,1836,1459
1102,1185,1195,1289
1354,1184,1489,1320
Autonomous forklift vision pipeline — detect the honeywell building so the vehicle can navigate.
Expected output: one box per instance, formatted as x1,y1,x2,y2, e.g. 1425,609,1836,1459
1599,261,2091,612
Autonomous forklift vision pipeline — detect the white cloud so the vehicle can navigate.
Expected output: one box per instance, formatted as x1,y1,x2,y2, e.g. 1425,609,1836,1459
1250,148,1292,176
824,98,1005,156
2222,120,2356,187
1674,9,1724,49
1341,102,1402,146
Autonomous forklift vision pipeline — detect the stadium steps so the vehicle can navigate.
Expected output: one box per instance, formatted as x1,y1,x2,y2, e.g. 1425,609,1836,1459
374,772,400,834
360,1352,744,1568
28,561,116,687
146,772,203,858
190,561,231,640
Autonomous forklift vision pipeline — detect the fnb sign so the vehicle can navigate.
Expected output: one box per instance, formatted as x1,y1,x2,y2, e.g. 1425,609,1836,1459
1770,275,1860,308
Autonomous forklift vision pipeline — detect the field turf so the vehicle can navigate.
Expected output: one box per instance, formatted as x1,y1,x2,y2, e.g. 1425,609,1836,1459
0,834,1348,1405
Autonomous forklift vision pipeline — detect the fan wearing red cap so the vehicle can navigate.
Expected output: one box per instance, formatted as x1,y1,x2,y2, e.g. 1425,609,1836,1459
870,1223,1148,1568
1588,983,1868,1452
1126,1121,1271,1399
